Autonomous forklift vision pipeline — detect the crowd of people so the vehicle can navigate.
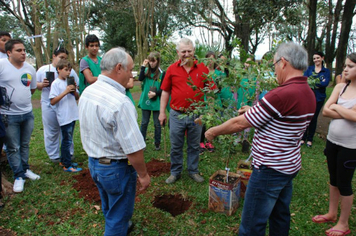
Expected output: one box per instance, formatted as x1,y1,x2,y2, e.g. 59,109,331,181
0,31,355,236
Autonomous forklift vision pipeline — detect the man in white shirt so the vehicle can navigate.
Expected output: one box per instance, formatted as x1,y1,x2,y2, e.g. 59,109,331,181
0,39,40,193
79,47,150,235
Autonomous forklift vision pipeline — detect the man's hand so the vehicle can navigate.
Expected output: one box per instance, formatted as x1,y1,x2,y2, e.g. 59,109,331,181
238,105,251,115
194,115,203,125
159,112,167,126
205,127,216,142
138,173,151,191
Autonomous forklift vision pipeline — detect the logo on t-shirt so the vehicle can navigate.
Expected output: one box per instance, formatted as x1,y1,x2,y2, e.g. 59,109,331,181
21,73,32,86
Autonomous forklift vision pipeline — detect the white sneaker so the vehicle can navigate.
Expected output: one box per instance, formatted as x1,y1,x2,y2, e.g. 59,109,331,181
13,177,26,193
25,169,40,180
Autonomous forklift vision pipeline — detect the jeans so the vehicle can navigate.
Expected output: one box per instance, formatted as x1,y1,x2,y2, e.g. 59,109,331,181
239,165,298,236
88,157,137,236
140,109,161,144
302,100,324,142
41,102,74,160
2,112,34,179
60,121,75,168
169,109,202,176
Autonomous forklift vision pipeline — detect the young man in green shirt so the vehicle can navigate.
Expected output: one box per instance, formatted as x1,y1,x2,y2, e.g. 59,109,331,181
79,34,101,94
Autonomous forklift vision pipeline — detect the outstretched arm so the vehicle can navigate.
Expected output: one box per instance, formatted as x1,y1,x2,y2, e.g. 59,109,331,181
205,115,252,142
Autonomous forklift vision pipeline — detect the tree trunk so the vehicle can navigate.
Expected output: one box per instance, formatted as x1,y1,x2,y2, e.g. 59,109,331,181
335,0,356,78
325,0,343,84
306,0,318,65
130,0,154,64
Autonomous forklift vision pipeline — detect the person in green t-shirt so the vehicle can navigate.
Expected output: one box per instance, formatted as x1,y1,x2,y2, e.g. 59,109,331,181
138,52,165,151
237,56,257,153
125,77,135,105
79,34,101,94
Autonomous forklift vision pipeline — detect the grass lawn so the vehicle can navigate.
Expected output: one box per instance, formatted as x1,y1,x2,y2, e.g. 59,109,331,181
0,90,355,236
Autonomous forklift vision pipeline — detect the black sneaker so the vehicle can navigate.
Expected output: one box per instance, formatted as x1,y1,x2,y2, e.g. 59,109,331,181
127,220,134,235
155,143,161,151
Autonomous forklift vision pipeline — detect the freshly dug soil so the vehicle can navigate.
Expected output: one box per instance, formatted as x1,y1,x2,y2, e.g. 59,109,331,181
212,174,239,184
73,170,101,203
152,194,192,217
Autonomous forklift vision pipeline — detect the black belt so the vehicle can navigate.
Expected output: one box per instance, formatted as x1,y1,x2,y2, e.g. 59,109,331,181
98,157,128,165
173,109,187,114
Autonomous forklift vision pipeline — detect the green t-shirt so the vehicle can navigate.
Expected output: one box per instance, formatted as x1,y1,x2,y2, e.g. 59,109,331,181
126,89,135,105
138,70,163,111
79,55,102,94
213,69,234,107
237,77,256,109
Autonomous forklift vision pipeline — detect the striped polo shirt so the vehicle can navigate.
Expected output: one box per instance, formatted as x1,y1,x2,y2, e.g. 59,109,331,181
244,76,316,174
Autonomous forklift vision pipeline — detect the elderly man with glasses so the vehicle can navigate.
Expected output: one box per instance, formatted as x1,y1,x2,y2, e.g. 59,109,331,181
205,42,316,236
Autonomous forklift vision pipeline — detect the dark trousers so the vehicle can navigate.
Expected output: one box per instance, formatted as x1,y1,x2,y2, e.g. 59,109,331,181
302,100,324,142
0,136,4,193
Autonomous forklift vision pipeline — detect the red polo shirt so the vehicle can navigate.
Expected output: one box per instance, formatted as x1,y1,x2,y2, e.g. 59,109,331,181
161,60,215,111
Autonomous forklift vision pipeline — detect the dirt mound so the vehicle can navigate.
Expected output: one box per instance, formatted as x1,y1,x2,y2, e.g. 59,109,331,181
73,170,101,203
152,194,192,217
146,159,170,177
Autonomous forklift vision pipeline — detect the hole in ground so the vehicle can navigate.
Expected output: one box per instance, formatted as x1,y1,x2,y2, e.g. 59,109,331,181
152,194,192,217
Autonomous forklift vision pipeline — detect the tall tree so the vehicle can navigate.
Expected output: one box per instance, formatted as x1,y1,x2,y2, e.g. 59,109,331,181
0,0,90,69
305,0,318,65
324,0,343,81
129,0,155,63
335,0,356,78
174,0,303,56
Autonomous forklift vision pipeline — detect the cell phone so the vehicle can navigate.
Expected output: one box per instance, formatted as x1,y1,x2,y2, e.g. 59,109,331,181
149,86,157,93
45,71,55,86
67,76,75,86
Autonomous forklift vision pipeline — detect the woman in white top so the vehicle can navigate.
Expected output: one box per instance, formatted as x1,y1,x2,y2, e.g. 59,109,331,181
312,53,356,236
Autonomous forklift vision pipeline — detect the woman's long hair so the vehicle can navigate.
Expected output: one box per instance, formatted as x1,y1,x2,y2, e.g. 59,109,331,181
145,51,161,80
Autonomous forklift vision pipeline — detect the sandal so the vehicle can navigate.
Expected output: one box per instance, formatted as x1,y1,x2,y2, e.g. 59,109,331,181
312,215,336,223
325,228,351,236
306,141,312,147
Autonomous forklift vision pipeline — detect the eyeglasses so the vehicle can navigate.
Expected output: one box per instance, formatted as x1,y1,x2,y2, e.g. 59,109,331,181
272,59,281,68
271,58,289,70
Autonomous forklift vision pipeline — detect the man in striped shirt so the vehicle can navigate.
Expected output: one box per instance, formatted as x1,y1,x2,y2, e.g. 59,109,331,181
79,47,150,235
205,42,316,236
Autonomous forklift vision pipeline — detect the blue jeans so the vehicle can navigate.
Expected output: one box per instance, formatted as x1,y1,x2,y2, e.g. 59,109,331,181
2,112,34,179
60,121,75,168
169,109,202,176
140,109,161,144
239,166,298,236
88,157,137,236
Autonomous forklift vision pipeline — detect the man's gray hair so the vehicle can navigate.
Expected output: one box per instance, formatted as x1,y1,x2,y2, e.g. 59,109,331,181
176,38,195,51
100,47,128,72
275,42,308,71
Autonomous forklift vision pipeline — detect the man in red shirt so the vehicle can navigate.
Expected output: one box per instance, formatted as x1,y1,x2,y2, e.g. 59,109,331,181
205,42,316,236
159,38,212,184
